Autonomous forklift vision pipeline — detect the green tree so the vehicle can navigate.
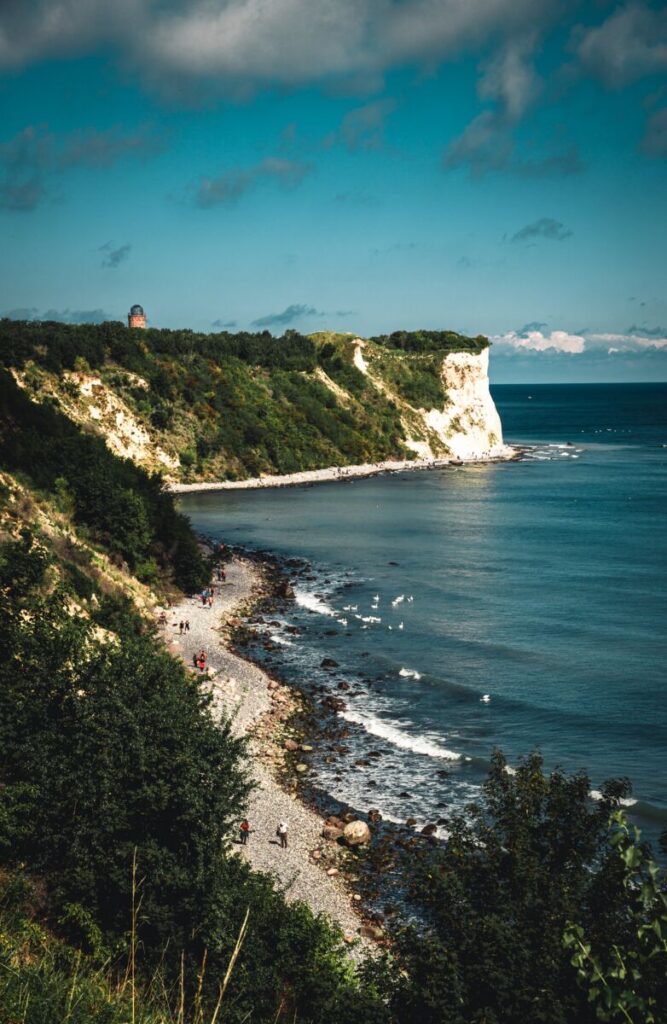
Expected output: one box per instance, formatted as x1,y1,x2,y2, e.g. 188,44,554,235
370,751,653,1024
564,811,667,1024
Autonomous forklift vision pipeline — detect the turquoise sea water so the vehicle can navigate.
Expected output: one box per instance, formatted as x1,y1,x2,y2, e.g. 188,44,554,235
180,384,667,842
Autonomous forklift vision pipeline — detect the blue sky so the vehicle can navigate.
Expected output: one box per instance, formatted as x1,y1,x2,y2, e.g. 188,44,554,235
1,1,666,382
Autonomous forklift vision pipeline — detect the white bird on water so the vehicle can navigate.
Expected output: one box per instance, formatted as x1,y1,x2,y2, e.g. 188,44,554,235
398,622,404,630
392,594,405,607
480,694,491,703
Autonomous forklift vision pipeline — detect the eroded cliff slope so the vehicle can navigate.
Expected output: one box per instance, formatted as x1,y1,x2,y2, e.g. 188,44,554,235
1,319,509,480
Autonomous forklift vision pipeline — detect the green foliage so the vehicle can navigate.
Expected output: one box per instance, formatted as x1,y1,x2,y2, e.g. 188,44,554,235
0,534,386,1023
371,328,489,353
0,319,482,480
369,751,665,1024
373,351,446,408
564,811,667,1023
0,890,165,1024
0,370,209,592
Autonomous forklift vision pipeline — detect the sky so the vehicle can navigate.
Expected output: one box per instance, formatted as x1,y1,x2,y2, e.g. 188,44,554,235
0,1,666,383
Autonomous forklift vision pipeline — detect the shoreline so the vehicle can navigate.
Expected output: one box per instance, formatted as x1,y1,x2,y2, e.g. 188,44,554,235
169,448,519,493
158,553,378,955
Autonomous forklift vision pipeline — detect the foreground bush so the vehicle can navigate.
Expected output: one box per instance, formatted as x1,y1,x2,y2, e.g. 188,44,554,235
366,752,666,1024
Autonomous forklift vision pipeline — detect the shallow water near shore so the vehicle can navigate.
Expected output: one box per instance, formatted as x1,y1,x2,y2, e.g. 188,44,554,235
180,383,667,845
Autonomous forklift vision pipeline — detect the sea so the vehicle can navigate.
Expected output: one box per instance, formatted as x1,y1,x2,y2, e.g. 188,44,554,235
179,384,667,848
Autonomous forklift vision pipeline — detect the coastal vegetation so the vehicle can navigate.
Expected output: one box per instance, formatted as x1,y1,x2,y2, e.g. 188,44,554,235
0,318,491,481
368,752,667,1023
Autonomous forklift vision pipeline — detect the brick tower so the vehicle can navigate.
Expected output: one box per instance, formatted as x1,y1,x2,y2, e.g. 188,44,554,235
128,303,146,329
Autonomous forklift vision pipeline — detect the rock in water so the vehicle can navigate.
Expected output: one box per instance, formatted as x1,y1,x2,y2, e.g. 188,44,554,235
343,820,372,846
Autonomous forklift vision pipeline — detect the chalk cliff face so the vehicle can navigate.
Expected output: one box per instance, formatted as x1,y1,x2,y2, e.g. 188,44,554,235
354,341,508,462
420,348,507,460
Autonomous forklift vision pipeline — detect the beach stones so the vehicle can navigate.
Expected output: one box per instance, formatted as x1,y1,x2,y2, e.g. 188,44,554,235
284,739,299,751
322,823,344,841
421,823,438,836
320,657,339,668
360,924,384,941
343,820,372,846
321,696,346,712
295,763,309,773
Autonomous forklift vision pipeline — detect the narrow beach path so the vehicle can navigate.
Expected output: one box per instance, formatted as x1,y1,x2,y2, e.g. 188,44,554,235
159,558,370,952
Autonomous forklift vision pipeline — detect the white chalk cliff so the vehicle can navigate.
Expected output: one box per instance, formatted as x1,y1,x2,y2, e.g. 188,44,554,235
419,348,508,460
354,342,509,462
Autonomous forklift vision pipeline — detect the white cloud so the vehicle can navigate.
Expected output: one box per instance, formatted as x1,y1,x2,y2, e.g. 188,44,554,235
573,3,667,89
587,332,667,350
0,0,558,96
493,329,586,353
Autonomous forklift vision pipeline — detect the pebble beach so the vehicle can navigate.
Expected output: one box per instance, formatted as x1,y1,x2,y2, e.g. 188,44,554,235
159,556,374,955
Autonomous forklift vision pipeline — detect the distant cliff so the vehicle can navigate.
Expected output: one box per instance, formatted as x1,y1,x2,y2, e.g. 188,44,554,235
1,319,508,481
351,340,506,462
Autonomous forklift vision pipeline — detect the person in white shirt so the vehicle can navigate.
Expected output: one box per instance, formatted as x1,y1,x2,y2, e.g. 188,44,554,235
277,821,288,849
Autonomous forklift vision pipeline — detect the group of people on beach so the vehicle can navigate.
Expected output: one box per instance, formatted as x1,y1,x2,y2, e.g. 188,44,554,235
192,649,207,672
178,620,190,635
239,819,288,848
200,588,215,607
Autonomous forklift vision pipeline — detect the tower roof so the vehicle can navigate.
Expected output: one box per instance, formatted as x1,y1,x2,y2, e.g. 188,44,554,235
130,304,144,316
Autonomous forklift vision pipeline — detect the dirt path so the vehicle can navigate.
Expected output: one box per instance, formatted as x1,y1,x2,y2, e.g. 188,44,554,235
159,558,371,954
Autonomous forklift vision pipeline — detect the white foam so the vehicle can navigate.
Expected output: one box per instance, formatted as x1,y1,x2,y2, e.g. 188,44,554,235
399,667,421,680
590,790,637,807
294,588,336,617
272,635,293,646
340,709,460,761
361,615,381,623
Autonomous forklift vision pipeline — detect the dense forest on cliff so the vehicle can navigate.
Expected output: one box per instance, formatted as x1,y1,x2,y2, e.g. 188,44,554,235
0,319,489,480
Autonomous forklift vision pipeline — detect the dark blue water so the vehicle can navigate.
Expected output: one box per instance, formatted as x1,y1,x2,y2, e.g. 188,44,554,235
180,384,667,841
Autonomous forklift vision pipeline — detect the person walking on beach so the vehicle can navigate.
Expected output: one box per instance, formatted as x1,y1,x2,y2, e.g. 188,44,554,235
198,649,207,672
179,621,184,635
185,620,190,632
277,821,288,849
239,819,250,845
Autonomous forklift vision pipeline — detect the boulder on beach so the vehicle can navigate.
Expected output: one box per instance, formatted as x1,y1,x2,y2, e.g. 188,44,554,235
343,820,372,846
321,657,339,668
284,739,299,751
322,824,344,841
421,823,438,836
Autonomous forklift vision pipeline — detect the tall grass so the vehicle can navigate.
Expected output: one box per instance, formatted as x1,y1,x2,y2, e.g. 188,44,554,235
0,870,251,1024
